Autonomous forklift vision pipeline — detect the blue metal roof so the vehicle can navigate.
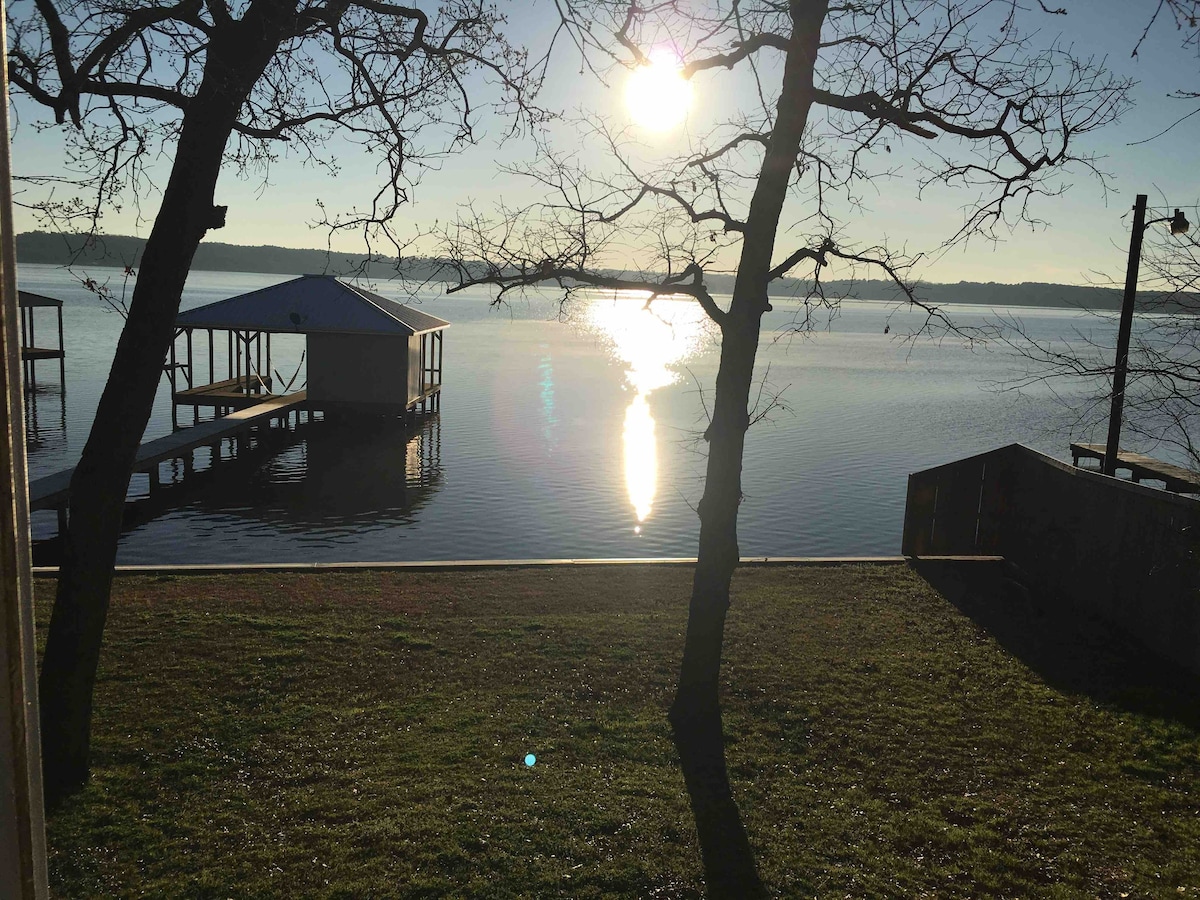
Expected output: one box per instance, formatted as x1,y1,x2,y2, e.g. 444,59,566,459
175,275,450,336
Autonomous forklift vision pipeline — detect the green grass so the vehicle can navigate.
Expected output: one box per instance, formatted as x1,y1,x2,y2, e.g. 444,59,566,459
37,563,1200,898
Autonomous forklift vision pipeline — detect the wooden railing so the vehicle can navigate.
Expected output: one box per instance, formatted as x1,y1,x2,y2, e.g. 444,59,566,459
903,444,1200,675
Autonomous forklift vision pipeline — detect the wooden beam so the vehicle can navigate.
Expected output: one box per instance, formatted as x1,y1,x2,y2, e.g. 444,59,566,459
0,5,50,891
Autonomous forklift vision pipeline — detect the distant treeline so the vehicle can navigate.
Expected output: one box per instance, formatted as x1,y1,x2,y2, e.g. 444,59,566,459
15,230,441,280
17,230,1137,310
704,275,1126,311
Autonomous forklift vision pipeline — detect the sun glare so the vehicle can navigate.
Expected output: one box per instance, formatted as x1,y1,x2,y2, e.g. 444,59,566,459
624,49,692,132
586,293,710,530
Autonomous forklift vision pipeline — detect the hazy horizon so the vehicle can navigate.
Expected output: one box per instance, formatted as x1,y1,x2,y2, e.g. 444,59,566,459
15,231,1131,295
10,1,1199,287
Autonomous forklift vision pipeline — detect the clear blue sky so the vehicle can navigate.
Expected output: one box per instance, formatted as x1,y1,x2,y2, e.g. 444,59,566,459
8,0,1198,286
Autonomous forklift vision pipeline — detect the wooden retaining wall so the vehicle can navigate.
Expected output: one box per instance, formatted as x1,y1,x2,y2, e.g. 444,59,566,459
903,443,1200,675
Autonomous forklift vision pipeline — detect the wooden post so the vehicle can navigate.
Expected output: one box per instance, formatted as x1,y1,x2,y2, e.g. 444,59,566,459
169,335,178,431
243,333,251,397
187,330,197,425
437,330,443,410
55,304,63,386
0,4,50,890
19,305,28,386
185,329,193,389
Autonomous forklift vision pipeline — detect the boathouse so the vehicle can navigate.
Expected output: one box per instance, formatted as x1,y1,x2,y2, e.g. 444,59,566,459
171,275,448,421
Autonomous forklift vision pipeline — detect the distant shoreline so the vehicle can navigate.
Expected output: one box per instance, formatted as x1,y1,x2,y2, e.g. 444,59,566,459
16,230,1136,311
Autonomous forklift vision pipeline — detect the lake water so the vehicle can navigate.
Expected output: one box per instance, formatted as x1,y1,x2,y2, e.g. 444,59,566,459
17,263,1123,563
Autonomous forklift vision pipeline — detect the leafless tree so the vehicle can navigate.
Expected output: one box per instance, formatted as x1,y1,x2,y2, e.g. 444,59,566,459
8,0,543,806
439,1,1129,893
1004,211,1200,468
1133,0,1199,142
999,0,1200,469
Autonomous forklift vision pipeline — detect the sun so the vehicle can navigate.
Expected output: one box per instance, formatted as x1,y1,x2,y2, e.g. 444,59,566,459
624,49,692,132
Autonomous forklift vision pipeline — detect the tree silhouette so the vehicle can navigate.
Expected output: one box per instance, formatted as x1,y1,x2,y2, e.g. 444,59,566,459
1000,0,1200,468
1003,204,1200,467
1133,0,1198,141
9,0,542,805
440,1,1129,893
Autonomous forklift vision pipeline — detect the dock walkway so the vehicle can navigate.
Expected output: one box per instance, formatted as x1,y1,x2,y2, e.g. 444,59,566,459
1069,442,1200,494
30,392,308,519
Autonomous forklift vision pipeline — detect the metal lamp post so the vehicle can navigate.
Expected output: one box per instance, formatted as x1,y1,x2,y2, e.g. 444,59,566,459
1102,195,1191,477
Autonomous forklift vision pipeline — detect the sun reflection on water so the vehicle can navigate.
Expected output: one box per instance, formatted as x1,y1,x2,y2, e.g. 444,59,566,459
624,393,656,524
585,293,710,532
538,348,558,452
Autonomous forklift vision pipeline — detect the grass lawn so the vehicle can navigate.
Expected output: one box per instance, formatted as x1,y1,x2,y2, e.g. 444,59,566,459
37,562,1200,898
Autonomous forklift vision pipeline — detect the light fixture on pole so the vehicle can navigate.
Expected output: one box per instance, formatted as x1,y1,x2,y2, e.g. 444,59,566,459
1102,195,1192,477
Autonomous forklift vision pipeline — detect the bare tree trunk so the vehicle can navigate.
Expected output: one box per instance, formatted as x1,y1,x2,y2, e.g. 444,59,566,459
37,0,295,806
667,3,828,894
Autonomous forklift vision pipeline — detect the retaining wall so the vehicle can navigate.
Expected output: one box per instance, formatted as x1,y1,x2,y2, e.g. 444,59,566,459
903,443,1200,674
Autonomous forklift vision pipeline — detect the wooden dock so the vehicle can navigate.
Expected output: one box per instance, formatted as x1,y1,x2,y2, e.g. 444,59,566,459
21,346,64,362
173,375,275,410
1069,442,1200,494
29,392,308,528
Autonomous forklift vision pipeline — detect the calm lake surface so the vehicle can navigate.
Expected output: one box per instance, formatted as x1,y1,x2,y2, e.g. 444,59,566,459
18,263,1122,563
